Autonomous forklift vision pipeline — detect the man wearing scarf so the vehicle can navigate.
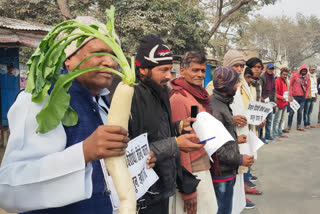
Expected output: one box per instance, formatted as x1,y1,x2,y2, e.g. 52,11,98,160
287,65,310,132
170,51,217,214
303,65,317,129
246,57,264,102
260,64,277,141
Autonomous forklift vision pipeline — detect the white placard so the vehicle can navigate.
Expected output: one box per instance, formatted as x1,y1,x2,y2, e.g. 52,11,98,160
246,101,273,125
232,174,246,214
264,97,270,103
193,112,234,161
311,80,317,95
239,131,264,156
126,133,159,199
283,91,289,101
270,102,277,107
289,99,300,113
102,133,159,210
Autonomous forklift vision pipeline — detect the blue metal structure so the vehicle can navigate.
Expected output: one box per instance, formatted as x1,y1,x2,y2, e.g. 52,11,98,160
204,64,212,88
0,48,20,126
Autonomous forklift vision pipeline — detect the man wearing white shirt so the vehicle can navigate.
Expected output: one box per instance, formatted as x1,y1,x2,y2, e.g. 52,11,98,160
0,17,156,214
303,65,317,128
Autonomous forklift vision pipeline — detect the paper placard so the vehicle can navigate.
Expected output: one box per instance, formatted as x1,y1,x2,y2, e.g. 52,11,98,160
246,101,273,125
283,92,289,101
289,99,300,113
239,131,264,156
193,112,234,161
270,102,277,107
102,133,159,210
311,82,317,95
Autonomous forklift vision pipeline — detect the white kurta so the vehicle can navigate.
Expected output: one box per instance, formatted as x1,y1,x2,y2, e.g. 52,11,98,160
169,170,217,214
0,90,109,213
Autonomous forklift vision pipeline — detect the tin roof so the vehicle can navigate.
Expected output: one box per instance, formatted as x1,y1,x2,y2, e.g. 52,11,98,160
0,16,52,32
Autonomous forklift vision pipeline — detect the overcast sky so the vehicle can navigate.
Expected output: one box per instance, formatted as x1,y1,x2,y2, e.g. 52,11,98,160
255,0,320,18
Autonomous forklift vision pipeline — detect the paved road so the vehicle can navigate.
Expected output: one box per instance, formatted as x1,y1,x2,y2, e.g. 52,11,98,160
242,127,320,214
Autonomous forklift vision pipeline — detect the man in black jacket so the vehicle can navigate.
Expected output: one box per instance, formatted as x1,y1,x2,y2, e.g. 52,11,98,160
209,66,254,214
129,34,204,214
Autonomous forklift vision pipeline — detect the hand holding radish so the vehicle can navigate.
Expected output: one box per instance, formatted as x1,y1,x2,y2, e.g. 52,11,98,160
82,125,129,164
176,134,204,152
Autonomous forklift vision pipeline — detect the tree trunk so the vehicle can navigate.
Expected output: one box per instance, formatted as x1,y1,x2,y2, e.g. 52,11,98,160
204,0,252,44
82,0,89,16
57,0,73,20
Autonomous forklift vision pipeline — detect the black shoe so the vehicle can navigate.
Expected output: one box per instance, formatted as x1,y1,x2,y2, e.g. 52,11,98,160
248,180,256,188
245,198,255,209
250,174,258,182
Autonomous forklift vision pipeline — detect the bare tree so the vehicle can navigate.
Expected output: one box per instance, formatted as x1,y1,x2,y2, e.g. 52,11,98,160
82,0,89,16
235,15,320,69
57,0,72,20
204,0,252,44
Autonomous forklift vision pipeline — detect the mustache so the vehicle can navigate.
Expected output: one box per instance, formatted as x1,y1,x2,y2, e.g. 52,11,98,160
160,78,170,84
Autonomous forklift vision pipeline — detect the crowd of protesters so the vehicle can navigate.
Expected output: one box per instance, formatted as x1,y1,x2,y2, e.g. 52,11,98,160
0,16,319,214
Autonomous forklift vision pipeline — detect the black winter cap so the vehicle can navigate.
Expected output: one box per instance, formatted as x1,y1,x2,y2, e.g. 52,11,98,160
135,34,173,68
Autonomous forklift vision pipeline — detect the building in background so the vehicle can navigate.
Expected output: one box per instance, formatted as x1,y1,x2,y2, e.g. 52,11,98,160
0,17,51,147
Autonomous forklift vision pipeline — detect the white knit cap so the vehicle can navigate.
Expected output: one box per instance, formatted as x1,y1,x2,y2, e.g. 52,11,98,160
58,16,120,59
223,49,245,67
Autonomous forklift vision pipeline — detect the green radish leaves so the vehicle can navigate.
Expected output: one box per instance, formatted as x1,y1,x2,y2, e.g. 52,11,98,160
106,6,116,42
25,5,135,134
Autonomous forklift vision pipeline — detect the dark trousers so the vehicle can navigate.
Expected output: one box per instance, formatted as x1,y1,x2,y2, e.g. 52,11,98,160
264,112,273,139
318,101,320,123
244,167,251,182
288,96,306,128
213,178,236,214
304,98,315,126
137,198,169,214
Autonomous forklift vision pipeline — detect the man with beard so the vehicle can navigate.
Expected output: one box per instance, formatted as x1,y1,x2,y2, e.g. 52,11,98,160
170,51,217,214
209,66,254,214
129,34,204,214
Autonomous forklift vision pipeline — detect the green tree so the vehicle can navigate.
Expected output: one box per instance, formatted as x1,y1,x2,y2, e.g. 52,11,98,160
0,0,209,57
94,0,209,56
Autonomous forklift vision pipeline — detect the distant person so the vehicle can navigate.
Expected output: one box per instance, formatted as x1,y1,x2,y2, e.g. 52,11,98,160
287,65,310,132
317,70,320,127
246,57,264,102
273,68,289,138
303,65,317,128
260,64,277,141
206,50,246,95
